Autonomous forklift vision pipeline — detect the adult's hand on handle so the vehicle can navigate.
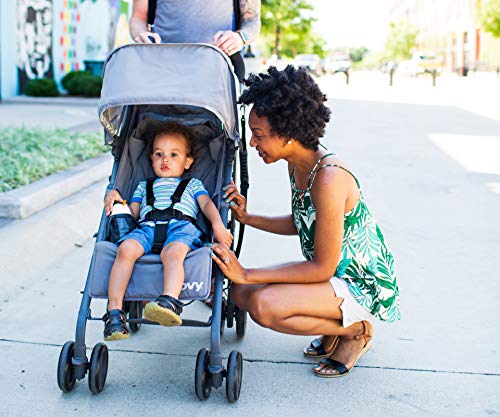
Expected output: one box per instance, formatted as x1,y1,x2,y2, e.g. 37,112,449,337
104,189,123,216
223,180,249,224
213,30,243,56
133,31,161,44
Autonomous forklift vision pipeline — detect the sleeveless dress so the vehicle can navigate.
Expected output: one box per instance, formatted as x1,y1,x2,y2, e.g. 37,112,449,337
291,153,400,323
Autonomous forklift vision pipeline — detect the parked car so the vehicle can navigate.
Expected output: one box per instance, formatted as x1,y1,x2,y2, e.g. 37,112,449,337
406,52,442,76
294,54,321,74
323,54,351,74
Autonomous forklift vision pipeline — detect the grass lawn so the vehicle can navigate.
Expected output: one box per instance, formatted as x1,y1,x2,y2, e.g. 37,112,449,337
0,127,108,192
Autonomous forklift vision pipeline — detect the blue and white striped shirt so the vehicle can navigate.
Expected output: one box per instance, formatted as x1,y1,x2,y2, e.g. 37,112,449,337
131,177,209,225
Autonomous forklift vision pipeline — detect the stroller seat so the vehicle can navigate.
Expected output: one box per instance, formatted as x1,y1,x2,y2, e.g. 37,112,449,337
89,242,212,301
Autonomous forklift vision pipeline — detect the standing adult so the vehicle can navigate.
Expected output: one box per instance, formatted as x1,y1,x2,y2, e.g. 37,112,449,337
129,0,261,57
211,66,401,378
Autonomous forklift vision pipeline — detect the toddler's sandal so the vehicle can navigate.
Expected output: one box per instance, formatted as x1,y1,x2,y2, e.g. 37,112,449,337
144,295,183,327
103,309,130,341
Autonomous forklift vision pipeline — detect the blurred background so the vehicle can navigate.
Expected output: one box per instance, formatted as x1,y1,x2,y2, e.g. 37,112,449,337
1,0,500,99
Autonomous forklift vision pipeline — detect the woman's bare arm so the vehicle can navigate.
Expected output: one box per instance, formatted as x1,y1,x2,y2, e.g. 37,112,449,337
213,168,351,284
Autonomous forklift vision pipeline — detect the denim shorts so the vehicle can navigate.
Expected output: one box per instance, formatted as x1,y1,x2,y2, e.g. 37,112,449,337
118,220,203,254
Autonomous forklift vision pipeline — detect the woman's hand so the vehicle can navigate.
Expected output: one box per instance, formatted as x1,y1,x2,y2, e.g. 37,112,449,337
224,181,249,224
211,243,248,284
213,224,234,247
213,30,244,56
133,31,161,44
104,189,123,216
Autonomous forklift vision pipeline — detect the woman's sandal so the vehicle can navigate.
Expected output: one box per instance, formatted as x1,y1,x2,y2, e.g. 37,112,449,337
144,295,184,327
103,309,130,341
303,336,340,358
313,320,373,378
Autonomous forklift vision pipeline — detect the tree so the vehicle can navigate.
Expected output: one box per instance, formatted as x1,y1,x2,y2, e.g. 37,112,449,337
261,0,320,58
349,47,369,63
384,20,419,60
481,0,500,37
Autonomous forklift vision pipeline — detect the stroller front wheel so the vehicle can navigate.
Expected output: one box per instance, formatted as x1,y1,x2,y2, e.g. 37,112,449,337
57,341,76,392
88,343,109,394
226,350,243,403
195,348,212,400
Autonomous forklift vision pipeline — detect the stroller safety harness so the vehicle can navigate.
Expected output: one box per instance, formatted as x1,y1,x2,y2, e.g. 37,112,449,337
142,178,198,254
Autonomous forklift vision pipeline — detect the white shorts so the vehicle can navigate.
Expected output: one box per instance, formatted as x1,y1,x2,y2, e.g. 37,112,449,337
330,276,376,328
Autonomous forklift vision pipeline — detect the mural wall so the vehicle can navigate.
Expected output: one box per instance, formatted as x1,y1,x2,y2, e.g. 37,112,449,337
16,0,130,93
17,0,54,92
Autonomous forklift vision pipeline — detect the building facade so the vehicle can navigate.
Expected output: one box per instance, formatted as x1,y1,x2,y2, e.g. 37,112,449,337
388,0,500,73
1,0,131,99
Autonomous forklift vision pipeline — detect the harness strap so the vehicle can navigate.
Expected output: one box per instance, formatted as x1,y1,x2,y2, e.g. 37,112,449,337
143,178,197,253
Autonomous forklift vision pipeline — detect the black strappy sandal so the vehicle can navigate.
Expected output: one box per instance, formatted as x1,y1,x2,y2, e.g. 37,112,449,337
103,309,130,341
143,295,184,327
303,336,340,358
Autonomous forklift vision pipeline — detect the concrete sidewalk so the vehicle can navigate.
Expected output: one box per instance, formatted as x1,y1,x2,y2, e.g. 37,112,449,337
1,76,499,416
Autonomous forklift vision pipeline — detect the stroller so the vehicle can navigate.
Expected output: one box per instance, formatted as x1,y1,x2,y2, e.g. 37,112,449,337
56,43,250,403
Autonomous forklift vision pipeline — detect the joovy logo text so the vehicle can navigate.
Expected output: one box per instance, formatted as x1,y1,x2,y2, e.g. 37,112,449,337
182,282,204,292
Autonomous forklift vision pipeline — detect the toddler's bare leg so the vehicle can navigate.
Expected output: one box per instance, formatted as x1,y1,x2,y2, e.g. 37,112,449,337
108,239,145,310
160,242,191,299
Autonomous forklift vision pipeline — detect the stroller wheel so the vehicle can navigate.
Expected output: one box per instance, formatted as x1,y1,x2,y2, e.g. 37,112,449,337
226,350,243,403
235,307,247,338
195,348,211,400
129,301,143,333
88,343,109,394
57,341,76,392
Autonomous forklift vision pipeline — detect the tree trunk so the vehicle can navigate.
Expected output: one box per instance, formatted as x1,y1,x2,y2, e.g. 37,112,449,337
274,24,281,58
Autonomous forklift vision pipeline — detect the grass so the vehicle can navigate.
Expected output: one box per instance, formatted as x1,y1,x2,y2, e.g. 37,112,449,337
0,127,108,192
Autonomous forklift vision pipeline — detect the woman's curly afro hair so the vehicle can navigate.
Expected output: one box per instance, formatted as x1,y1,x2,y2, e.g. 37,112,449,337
238,65,331,151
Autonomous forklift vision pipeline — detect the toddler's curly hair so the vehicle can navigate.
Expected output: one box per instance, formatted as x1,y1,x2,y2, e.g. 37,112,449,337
238,65,331,151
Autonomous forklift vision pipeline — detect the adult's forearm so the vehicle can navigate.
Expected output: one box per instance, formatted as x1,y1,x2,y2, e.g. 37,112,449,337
239,0,261,42
129,16,148,40
244,260,334,285
245,214,297,235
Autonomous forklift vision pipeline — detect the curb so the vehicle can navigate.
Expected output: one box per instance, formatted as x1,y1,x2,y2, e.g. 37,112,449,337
0,154,113,219
2,96,100,106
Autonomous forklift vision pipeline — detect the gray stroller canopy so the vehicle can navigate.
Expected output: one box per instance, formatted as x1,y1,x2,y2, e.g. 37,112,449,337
98,43,240,141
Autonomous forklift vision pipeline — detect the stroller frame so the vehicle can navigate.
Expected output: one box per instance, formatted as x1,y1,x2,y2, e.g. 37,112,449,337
57,44,249,403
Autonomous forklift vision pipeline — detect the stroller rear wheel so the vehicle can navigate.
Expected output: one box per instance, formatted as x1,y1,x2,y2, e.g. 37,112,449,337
88,343,109,394
226,350,243,403
128,301,143,333
195,348,212,400
57,341,76,392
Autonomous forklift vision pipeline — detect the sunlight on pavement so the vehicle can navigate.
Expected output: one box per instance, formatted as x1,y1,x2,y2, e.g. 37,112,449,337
428,133,500,178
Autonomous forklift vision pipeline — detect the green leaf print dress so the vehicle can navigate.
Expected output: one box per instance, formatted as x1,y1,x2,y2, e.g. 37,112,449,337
291,153,400,323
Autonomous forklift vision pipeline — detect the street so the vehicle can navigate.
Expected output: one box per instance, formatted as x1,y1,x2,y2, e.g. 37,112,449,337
1,72,499,416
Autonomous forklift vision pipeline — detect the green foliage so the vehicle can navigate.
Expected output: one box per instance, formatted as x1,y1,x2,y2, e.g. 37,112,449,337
61,70,103,97
384,20,419,60
24,78,59,97
481,0,500,37
0,127,107,192
349,47,369,63
261,0,326,58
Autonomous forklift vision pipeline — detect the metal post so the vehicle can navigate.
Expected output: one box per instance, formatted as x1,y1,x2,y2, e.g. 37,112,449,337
345,70,349,85
389,68,394,87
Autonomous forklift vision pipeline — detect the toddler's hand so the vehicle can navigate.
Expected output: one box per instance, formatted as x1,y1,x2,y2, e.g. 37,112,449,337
213,224,233,247
104,189,123,216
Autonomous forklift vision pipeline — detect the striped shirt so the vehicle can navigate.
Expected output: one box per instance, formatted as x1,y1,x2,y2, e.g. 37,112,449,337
131,177,209,225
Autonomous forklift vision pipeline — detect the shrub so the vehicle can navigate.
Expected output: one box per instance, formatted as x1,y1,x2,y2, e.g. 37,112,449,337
61,70,103,97
24,78,59,97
